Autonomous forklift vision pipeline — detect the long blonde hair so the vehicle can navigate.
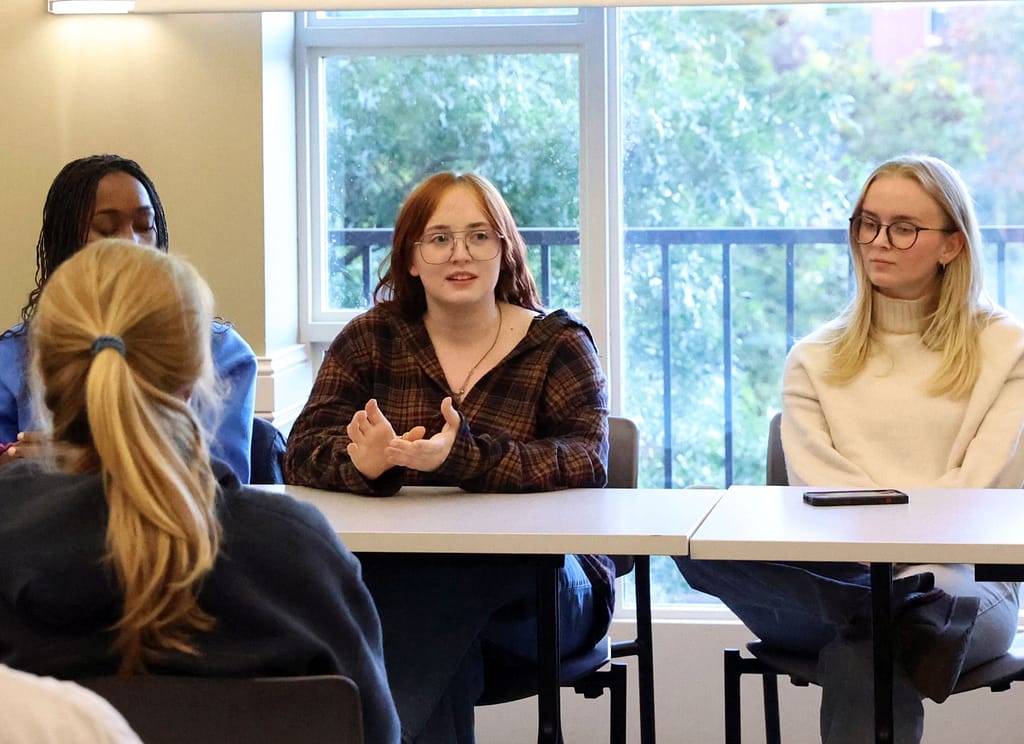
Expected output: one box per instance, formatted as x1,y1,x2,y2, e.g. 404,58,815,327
30,239,222,674
825,154,997,398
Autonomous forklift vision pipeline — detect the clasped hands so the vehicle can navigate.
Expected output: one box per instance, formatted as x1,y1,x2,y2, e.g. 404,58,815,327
346,397,461,480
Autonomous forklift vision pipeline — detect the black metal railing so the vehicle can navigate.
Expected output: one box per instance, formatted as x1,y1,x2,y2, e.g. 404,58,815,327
329,226,1024,486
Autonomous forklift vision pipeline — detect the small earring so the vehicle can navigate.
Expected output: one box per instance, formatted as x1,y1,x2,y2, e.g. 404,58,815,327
937,261,947,274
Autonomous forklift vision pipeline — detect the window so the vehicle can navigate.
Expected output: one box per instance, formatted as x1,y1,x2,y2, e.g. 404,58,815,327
296,9,610,338
297,2,1024,606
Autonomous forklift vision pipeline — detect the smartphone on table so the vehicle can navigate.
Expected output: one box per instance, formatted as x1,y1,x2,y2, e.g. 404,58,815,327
802,488,909,507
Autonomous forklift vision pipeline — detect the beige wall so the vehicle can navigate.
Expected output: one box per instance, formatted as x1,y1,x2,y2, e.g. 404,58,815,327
0,0,279,354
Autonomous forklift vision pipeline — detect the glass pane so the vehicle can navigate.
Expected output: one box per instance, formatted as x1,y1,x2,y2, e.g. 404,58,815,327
321,52,581,313
619,1,1024,601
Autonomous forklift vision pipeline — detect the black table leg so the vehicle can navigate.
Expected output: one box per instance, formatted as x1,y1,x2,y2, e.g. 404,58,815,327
870,562,894,744
635,555,656,744
610,555,656,743
536,555,564,744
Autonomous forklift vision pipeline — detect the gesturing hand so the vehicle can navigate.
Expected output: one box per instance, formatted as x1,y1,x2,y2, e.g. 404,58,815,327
346,399,398,480
385,396,461,473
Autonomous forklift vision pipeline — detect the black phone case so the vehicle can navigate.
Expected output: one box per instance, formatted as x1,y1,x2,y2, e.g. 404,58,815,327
802,488,909,506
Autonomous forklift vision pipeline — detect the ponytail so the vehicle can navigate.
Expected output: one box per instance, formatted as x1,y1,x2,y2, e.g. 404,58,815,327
30,239,221,673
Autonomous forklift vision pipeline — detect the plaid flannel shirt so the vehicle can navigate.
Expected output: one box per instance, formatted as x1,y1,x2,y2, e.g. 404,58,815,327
285,302,614,625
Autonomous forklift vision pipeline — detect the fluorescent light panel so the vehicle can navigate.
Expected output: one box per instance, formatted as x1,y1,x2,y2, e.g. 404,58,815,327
49,0,135,13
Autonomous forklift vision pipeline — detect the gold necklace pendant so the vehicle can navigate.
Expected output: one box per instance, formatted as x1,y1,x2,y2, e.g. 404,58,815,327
453,305,503,405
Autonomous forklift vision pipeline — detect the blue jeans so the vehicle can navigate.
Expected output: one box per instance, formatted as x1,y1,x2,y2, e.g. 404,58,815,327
674,557,1019,744
359,554,599,744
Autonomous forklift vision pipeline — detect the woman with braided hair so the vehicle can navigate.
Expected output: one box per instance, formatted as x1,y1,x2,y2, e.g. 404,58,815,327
0,154,257,483
0,239,399,744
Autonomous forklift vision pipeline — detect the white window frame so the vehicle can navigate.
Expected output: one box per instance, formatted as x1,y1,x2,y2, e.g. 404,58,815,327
294,8,624,406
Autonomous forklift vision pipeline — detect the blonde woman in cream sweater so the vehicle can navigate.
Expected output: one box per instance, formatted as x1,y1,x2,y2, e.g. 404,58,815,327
678,155,1024,744
784,159,1024,491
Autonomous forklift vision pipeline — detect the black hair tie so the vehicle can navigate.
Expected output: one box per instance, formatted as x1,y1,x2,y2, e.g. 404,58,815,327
90,335,126,357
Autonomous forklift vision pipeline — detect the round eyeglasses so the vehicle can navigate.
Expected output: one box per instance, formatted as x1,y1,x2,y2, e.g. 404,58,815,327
849,215,956,251
414,229,504,264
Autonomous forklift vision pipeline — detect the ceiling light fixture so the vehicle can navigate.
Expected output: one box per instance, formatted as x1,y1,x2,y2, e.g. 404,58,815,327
49,1,135,13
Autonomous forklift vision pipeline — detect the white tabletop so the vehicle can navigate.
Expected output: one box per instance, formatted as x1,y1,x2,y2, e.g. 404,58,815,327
689,485,1024,565
254,485,723,556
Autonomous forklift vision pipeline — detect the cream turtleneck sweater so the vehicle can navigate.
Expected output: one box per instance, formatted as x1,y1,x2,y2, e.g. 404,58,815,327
782,291,1024,489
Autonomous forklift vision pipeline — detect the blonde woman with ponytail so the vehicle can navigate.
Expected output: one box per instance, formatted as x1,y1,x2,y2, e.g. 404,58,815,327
0,239,399,744
676,156,1024,744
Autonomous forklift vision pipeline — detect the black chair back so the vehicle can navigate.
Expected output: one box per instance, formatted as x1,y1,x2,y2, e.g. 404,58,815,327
78,675,363,744
766,412,788,486
250,416,287,485
607,416,639,489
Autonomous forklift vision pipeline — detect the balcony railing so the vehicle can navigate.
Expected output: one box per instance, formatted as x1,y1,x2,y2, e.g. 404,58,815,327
330,226,1024,486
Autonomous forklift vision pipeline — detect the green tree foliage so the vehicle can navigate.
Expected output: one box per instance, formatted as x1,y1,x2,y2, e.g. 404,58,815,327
940,4,1024,215
324,52,581,308
326,53,579,229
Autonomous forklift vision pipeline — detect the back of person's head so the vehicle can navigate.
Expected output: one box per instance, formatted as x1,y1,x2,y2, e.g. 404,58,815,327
20,155,169,329
30,238,221,674
848,154,985,319
375,171,542,317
